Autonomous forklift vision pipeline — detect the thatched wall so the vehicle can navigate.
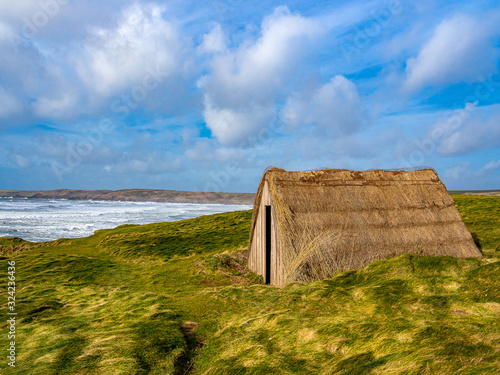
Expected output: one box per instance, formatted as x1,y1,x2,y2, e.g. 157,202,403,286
248,168,481,287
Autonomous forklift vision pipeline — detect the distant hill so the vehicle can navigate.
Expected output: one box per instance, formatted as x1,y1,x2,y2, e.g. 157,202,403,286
449,190,500,196
0,189,256,205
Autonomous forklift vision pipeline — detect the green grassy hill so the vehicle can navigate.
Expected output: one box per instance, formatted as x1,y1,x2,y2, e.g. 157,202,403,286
1,195,499,374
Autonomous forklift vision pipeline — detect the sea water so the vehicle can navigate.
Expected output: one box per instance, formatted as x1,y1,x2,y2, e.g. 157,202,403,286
0,198,252,242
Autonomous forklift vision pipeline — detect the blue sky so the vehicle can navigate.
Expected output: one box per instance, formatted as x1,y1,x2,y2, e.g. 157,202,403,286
0,0,499,192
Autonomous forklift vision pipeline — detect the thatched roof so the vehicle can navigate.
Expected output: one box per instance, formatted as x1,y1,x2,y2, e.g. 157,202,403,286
249,168,481,285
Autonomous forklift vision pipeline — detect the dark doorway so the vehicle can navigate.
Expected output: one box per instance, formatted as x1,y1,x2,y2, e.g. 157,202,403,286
265,205,271,285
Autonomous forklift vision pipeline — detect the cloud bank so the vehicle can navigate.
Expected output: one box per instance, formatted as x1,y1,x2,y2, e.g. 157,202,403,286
0,1,499,191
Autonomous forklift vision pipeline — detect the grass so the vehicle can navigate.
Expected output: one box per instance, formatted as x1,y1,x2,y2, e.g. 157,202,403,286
0,195,499,374
452,194,500,252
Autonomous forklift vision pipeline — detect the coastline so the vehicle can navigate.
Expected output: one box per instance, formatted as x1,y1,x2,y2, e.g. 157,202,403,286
0,189,256,205
448,190,500,197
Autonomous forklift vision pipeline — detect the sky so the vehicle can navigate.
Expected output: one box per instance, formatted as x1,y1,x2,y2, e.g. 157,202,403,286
0,0,499,193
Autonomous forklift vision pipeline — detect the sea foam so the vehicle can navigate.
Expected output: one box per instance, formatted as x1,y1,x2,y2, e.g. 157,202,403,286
0,198,251,242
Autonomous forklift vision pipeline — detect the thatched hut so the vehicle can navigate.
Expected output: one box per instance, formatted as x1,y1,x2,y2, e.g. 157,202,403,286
248,168,481,287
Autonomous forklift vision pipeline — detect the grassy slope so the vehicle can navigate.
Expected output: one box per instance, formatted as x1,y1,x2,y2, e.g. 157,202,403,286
0,195,499,374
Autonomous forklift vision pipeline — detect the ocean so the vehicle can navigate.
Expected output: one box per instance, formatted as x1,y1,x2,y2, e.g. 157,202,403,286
0,198,252,242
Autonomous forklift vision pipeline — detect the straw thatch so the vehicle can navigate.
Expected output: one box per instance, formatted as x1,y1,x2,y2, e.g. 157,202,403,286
248,168,481,287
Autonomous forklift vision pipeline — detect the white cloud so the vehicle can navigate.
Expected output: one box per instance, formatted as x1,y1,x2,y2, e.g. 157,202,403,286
33,90,79,119
198,23,226,54
435,104,500,155
185,140,244,163
202,99,275,145
444,162,470,180
440,160,500,189
283,75,362,135
9,153,32,168
199,6,322,145
0,86,22,118
0,0,44,19
75,3,182,96
185,141,213,162
482,160,500,171
404,14,500,92
117,153,182,174
0,21,13,43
